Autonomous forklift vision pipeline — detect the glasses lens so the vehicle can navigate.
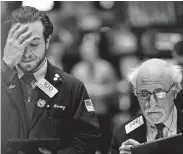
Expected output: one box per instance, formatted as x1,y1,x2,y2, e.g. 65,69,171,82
138,91,150,100
155,91,166,99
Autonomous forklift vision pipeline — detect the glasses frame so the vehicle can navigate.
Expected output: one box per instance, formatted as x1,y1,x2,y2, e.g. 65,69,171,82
136,84,174,100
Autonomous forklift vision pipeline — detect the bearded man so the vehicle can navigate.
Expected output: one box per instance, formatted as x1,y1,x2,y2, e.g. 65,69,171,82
111,58,183,154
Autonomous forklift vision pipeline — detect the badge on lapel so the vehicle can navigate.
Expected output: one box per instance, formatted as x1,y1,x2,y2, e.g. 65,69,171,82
53,74,63,84
8,84,16,89
37,99,46,108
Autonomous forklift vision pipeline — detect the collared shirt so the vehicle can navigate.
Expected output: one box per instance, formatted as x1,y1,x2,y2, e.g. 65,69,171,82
146,105,177,142
16,58,47,88
16,58,48,124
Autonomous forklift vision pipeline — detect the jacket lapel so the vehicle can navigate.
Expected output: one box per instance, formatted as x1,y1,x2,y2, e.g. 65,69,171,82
129,116,147,143
31,62,64,128
6,75,29,138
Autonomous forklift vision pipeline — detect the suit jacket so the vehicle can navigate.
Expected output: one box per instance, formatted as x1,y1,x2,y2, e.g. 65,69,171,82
110,110,183,154
1,60,101,154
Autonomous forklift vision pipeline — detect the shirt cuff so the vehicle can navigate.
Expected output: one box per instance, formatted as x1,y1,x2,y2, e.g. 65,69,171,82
1,60,17,85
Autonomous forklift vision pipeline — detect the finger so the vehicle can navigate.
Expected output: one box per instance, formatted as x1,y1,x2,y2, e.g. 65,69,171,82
122,139,140,146
18,150,26,154
18,30,32,44
8,23,20,39
119,144,133,151
13,25,28,40
21,36,35,47
38,147,52,154
120,151,131,154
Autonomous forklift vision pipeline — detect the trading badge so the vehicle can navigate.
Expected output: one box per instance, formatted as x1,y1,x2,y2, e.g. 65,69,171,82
36,78,58,98
125,115,144,134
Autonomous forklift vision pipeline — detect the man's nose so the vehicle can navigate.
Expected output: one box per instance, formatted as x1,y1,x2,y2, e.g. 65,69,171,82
23,47,32,57
148,94,158,107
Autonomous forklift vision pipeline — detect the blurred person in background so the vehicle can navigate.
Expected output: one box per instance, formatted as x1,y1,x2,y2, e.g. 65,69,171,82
1,6,101,154
112,55,140,130
71,32,118,154
118,55,141,116
111,58,183,154
172,40,183,110
46,38,64,70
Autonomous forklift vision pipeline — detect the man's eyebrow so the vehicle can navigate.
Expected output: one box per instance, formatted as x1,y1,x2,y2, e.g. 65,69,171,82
32,37,40,41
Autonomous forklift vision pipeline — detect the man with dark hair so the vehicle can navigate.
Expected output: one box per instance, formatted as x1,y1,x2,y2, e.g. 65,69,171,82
1,6,101,154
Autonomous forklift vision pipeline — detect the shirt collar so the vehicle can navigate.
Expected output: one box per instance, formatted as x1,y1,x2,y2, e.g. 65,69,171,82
146,105,177,132
164,105,177,132
16,58,47,82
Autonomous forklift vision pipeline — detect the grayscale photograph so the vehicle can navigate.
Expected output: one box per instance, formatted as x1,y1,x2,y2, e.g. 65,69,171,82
1,1,183,154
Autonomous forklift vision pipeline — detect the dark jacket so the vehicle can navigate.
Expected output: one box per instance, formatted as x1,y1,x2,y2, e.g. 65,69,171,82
111,110,183,154
1,60,101,154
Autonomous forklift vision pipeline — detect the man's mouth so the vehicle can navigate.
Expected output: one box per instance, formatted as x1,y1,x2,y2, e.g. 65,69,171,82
147,111,163,116
21,59,34,63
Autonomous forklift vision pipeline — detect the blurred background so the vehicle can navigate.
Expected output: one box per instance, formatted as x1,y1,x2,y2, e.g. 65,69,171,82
1,1,183,154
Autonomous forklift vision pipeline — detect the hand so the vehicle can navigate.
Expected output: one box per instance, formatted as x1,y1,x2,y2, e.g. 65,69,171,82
38,147,52,154
17,147,52,154
3,23,34,68
119,139,140,154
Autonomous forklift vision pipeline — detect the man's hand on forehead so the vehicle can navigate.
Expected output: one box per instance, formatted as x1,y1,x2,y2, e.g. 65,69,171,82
3,23,35,68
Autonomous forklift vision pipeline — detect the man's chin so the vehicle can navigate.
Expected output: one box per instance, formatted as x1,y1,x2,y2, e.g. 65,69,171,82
145,112,165,124
18,63,37,74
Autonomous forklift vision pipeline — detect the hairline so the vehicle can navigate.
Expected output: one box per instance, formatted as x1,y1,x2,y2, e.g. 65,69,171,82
127,59,182,95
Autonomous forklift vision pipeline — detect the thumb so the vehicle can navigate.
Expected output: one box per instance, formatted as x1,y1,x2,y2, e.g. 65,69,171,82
38,147,52,154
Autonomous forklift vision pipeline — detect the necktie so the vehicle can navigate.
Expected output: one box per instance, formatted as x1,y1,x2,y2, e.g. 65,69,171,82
21,74,36,122
155,123,165,139
22,74,35,102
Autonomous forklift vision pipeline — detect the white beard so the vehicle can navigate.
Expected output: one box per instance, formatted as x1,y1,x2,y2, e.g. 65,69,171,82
144,108,165,124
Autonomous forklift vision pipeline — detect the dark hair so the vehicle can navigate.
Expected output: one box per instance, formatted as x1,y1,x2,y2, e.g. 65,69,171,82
6,6,53,41
174,40,183,56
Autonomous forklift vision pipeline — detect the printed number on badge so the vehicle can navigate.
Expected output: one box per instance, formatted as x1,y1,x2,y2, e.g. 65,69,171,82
36,78,58,98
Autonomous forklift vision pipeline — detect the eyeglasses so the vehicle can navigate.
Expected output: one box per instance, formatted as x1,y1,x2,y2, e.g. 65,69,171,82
136,84,174,100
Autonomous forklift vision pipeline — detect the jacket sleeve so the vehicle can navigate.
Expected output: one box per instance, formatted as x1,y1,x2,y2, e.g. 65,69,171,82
111,129,120,154
58,83,101,154
1,61,17,154
1,60,17,85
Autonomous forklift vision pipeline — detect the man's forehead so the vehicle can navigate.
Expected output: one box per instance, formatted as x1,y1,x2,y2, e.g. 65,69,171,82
136,62,172,88
11,21,44,38
138,59,168,78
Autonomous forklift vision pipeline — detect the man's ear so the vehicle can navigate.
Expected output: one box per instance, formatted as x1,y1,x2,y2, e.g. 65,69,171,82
46,35,51,50
173,91,177,99
172,84,179,99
